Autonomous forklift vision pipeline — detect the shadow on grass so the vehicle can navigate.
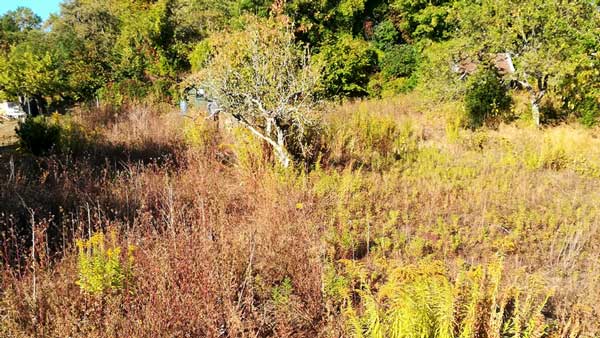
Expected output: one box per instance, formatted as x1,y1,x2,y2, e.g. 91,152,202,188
0,130,186,269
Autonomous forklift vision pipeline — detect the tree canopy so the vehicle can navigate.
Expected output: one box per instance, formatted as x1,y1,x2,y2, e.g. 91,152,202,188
453,0,600,125
192,17,321,167
0,0,598,125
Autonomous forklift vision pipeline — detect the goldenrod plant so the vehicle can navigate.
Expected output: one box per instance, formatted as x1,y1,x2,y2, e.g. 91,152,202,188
76,230,135,295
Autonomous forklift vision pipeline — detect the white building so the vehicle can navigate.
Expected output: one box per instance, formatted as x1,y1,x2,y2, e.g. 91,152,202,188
0,101,26,120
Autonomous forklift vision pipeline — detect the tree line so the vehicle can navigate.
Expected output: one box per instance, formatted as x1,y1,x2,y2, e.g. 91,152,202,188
0,0,598,125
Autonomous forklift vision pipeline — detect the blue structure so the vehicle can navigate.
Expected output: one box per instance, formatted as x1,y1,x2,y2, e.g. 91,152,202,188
181,86,220,119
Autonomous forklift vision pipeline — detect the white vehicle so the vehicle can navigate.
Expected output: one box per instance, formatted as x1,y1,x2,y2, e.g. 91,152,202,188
0,101,27,120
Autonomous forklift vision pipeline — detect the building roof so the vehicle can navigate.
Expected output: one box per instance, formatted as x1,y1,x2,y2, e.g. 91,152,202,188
454,53,515,79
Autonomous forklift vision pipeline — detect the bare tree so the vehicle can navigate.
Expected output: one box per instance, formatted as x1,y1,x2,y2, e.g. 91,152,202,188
193,18,320,167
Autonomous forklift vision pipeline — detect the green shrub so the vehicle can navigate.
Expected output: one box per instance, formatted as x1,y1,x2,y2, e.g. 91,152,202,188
368,74,418,98
464,68,512,128
16,114,95,156
15,115,61,155
372,20,399,51
188,39,213,72
577,96,600,127
56,115,96,155
98,79,150,106
314,35,378,98
381,44,418,80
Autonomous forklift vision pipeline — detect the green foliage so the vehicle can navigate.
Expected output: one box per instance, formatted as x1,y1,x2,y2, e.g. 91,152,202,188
381,44,418,80
416,39,467,102
314,35,378,98
454,0,600,124
0,0,595,122
271,277,293,305
182,118,220,151
464,68,512,128
577,96,600,127
368,73,417,98
15,113,96,156
390,0,454,41
76,231,135,295
195,17,322,167
188,39,213,72
7,0,234,107
284,0,369,45
56,114,98,155
239,0,273,16
338,259,551,338
0,33,64,107
0,7,41,50
0,7,40,33
372,19,399,51
558,62,600,127
15,116,61,155
98,79,150,106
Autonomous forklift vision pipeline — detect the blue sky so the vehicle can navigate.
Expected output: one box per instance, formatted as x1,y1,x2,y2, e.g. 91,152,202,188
0,0,62,20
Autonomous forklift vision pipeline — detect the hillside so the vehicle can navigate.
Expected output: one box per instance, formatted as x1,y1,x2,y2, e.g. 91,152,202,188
1,0,600,337
0,95,599,337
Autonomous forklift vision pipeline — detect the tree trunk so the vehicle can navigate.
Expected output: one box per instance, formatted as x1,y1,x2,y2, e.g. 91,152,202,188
273,144,291,168
530,90,545,127
275,128,291,167
531,98,540,127
236,118,291,168
519,75,547,128
531,75,548,127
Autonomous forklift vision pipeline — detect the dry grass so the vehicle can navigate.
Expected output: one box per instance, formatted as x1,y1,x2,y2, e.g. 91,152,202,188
1,97,600,337
0,119,18,146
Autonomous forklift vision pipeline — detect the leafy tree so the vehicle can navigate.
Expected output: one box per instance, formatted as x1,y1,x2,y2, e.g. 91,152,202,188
171,0,237,39
0,7,41,32
0,32,65,113
454,0,600,125
381,44,418,79
192,18,321,167
372,19,400,50
284,0,377,45
313,35,378,98
559,58,600,126
390,0,454,42
0,7,42,52
48,0,121,101
48,0,218,104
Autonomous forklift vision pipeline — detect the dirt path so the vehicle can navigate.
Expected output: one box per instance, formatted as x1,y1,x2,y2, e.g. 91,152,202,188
0,120,18,146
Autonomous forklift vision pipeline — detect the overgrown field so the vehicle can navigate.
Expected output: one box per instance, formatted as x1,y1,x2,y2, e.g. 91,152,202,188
1,97,599,337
